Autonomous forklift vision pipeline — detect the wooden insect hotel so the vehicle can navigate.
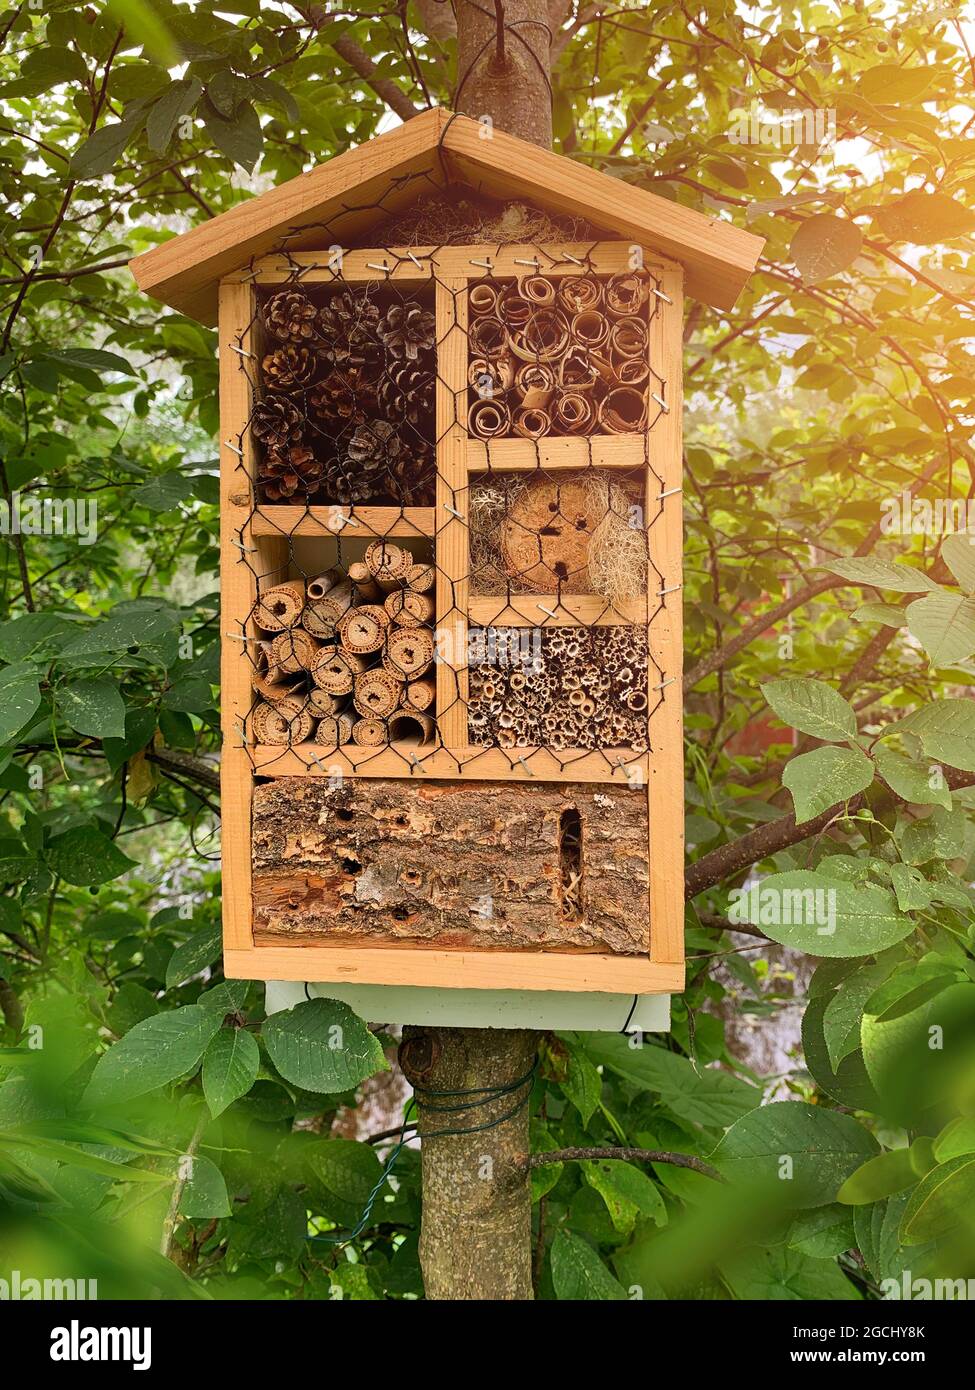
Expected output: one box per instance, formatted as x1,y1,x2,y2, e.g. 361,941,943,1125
131,110,762,995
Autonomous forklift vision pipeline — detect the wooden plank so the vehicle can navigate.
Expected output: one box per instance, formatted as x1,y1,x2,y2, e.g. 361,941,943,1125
435,275,470,746
469,594,646,627
250,742,647,784
468,434,647,473
227,944,683,993
250,505,434,539
219,281,258,951
647,266,685,966
439,116,763,310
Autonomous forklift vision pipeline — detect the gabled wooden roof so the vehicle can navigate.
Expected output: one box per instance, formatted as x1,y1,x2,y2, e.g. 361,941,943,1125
130,107,763,322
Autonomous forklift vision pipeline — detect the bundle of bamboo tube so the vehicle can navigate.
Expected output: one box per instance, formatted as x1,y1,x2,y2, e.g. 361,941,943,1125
467,270,654,440
249,542,437,749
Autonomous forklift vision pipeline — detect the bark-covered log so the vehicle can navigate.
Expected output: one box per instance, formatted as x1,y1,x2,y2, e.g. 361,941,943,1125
251,778,649,953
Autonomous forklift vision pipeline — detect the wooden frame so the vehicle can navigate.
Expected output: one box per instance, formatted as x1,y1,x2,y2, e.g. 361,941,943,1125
219,243,685,993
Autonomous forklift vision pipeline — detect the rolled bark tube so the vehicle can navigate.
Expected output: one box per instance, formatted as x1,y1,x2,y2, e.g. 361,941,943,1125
384,589,435,627
554,392,595,434
364,540,411,592
520,275,556,306
314,712,355,745
469,282,500,316
353,668,404,719
306,568,342,601
513,407,551,440
384,626,435,679
571,309,611,350
606,271,649,316
352,717,387,747
598,387,648,433
615,356,650,386
470,315,506,356
514,361,556,402
507,309,570,362
557,276,603,314
405,562,435,593
307,688,347,717
337,604,389,654
348,561,382,602
590,351,619,386
302,581,353,638
252,696,314,746
255,580,306,632
498,293,532,328
403,676,435,712
251,666,304,702
269,627,319,674
310,645,368,694
558,348,598,391
387,710,435,746
610,315,648,358
468,399,511,438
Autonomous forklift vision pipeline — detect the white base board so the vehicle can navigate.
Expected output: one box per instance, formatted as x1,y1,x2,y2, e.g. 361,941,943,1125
265,979,670,1032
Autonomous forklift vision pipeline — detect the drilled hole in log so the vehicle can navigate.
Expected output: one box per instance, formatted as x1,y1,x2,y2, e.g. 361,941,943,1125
559,808,583,921
340,856,362,876
392,906,410,922
334,807,354,822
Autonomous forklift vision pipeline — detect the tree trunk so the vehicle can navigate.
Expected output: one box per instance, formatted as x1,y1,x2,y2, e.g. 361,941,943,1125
454,0,553,148
403,2,554,1301
399,1026,539,1299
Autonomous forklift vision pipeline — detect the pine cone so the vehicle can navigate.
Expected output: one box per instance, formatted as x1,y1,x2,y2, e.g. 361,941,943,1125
262,345,318,391
317,290,381,369
309,366,378,424
379,303,436,362
261,444,323,502
347,419,403,467
252,395,304,450
387,439,436,506
378,359,434,427
263,290,318,344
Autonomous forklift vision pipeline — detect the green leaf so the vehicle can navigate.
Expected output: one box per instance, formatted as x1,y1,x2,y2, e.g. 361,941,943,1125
583,1159,667,1233
855,1193,911,1283
84,1005,222,1106
762,677,856,742
900,1156,975,1244
179,1154,230,1219
857,64,935,104
329,1264,381,1300
0,664,42,744
201,97,263,170
783,745,874,823
823,960,890,1070
22,46,88,85
305,1138,383,1227
133,469,196,511
70,112,145,178
713,1101,879,1206
46,347,134,376
802,992,880,1111
874,745,952,808
820,557,937,592
933,1118,975,1163
46,824,136,886
898,804,966,864
731,871,914,957
561,1047,602,1124
166,924,222,988
941,534,975,594
906,591,975,666
889,863,935,912
579,1034,757,1128
876,191,975,245
786,1205,856,1258
837,1148,917,1204
720,1245,858,1300
550,1230,628,1300
897,699,975,772
202,1028,259,1118
262,998,388,1094
790,214,862,283
851,602,906,626
57,678,127,739
0,1134,169,1184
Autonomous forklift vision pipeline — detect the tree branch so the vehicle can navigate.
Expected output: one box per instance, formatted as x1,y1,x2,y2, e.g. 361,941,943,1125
528,1146,723,1181
146,748,220,793
331,34,423,121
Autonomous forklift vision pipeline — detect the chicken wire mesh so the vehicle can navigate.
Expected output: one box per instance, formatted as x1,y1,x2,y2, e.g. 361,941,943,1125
222,181,675,781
